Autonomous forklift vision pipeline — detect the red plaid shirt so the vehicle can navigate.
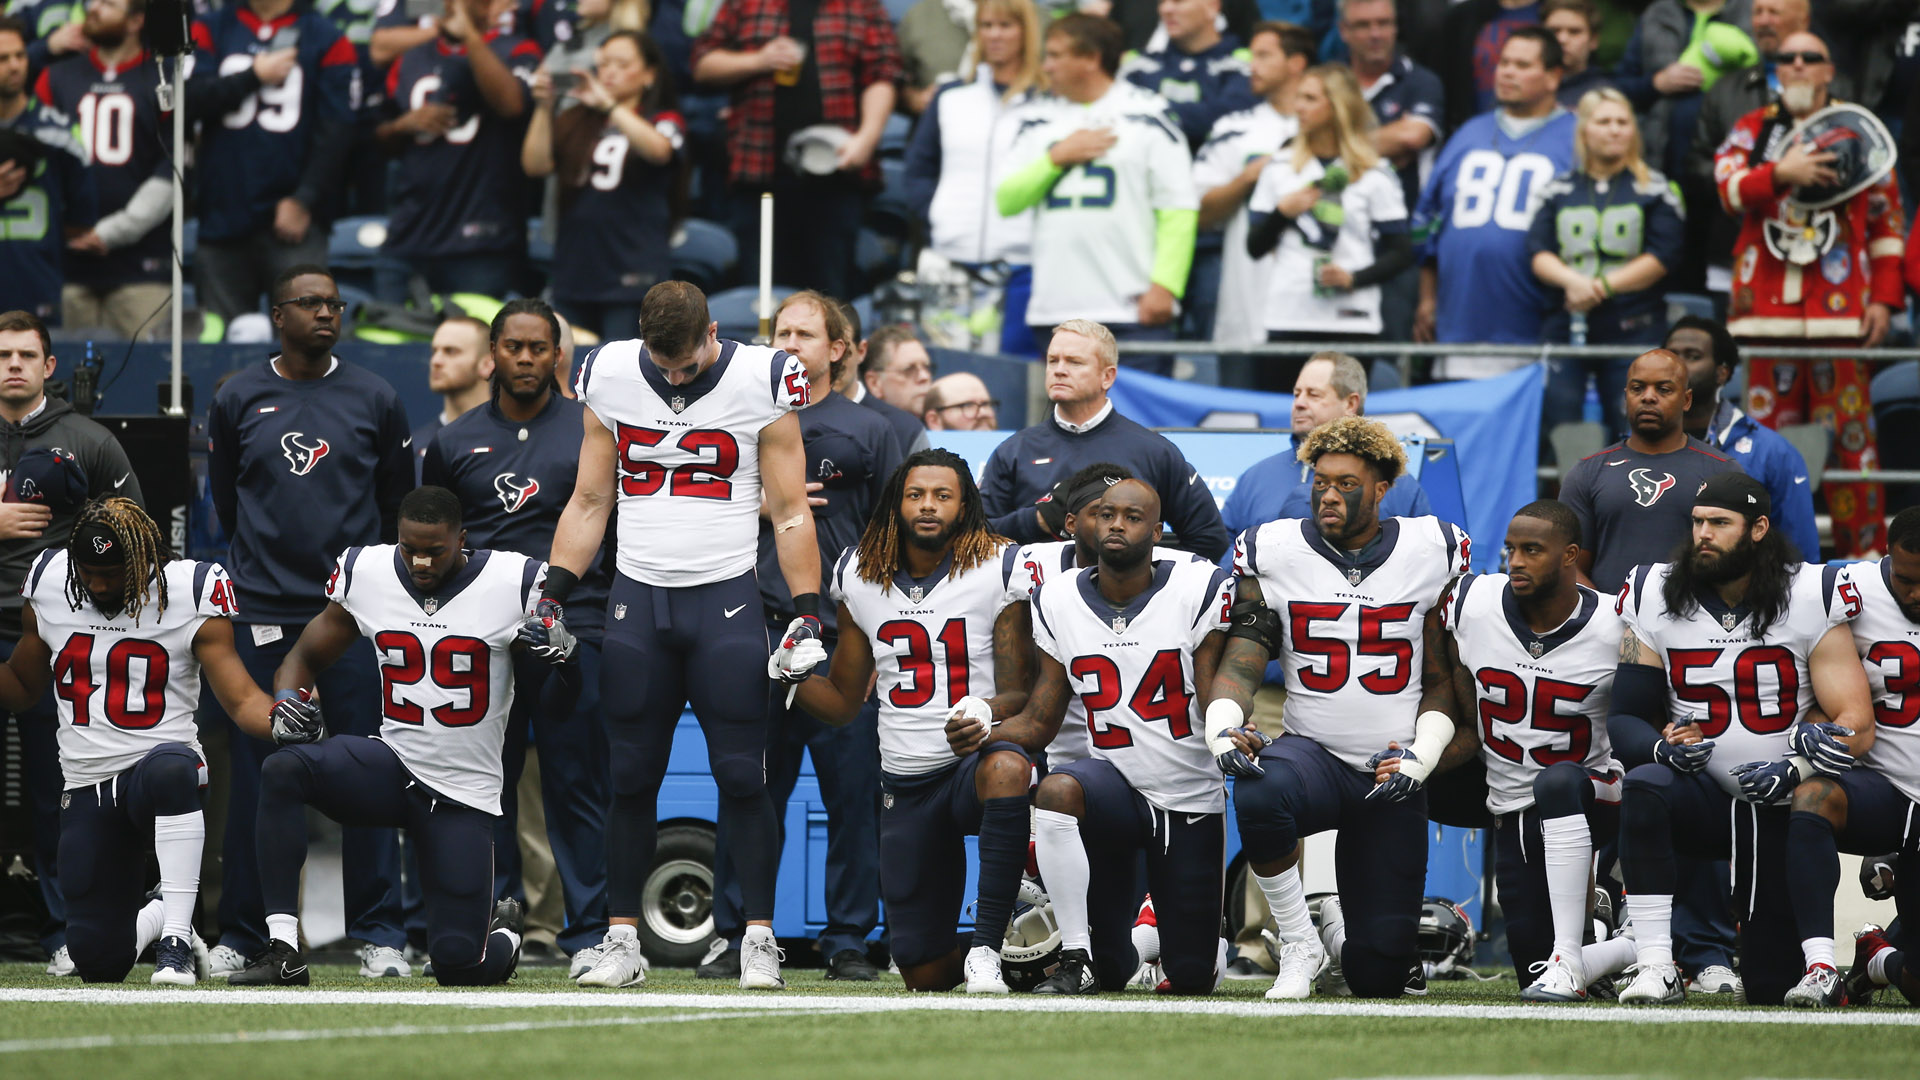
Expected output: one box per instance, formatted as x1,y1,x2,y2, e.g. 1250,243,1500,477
692,0,903,187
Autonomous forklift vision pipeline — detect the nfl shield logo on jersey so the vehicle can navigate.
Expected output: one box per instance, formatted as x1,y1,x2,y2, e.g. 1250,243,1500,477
670,395,688,414
424,598,439,616
1527,640,1545,659
614,604,627,620
907,586,925,604
1112,615,1129,632
882,792,893,810
1721,612,1739,631
1346,568,1363,586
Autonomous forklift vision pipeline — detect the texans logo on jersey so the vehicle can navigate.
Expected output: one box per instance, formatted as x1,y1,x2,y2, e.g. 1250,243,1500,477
281,433,331,476
494,473,540,513
1628,468,1676,507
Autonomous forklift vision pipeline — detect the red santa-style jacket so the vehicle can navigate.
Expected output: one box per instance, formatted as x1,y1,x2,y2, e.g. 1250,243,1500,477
1713,99,1905,341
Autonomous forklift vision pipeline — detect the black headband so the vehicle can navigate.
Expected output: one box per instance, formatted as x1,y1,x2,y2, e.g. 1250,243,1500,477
1695,472,1770,520
71,521,124,568
1064,473,1128,517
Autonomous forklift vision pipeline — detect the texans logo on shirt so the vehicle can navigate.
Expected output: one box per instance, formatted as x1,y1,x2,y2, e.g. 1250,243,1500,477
1628,468,1676,507
494,473,540,513
280,433,331,476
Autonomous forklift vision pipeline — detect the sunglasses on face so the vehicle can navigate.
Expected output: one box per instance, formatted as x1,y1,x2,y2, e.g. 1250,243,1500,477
1772,51,1829,66
275,296,348,314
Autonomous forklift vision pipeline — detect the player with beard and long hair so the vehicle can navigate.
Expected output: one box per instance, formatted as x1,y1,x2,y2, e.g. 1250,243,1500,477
1609,473,1874,1006
791,450,1036,993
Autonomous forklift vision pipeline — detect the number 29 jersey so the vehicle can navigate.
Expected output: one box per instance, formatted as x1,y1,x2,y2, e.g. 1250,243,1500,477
1617,561,1854,800
1031,557,1234,814
23,551,236,789
574,338,809,589
1235,516,1471,770
327,545,545,815
1842,558,1920,805
1445,573,1621,814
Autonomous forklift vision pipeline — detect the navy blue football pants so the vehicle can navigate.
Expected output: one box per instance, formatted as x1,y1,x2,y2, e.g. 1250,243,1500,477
61,743,203,982
0,636,65,954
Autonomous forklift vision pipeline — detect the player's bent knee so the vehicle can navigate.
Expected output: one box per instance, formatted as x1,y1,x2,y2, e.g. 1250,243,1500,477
709,755,768,801
141,747,202,814
1790,774,1845,820
976,748,1031,794
1033,773,1084,815
1343,943,1416,999
257,748,315,802
1532,762,1590,818
69,938,134,984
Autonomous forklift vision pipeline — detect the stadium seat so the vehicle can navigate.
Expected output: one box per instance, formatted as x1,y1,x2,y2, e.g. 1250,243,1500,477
1548,421,1606,469
671,219,739,291
527,218,553,273
708,284,796,342
856,228,904,291
1778,424,1830,491
1665,293,1716,323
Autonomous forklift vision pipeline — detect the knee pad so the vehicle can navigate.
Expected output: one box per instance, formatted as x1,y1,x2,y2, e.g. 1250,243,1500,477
1619,772,1674,839
257,748,312,802
710,753,768,803
1532,762,1590,819
427,929,483,977
141,749,202,816
1230,766,1301,859
603,723,668,800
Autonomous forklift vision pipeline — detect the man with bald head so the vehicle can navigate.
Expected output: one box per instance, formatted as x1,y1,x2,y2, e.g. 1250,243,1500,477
922,373,1000,432
1557,348,1744,593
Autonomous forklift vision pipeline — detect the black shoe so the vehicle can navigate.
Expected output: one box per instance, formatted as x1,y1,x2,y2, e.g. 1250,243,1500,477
1032,948,1098,995
230,940,310,986
1404,962,1428,996
826,948,880,981
490,899,526,981
696,941,740,980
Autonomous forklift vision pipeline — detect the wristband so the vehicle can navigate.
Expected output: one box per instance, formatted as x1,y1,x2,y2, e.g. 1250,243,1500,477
541,566,579,604
792,592,821,619
1597,275,1615,299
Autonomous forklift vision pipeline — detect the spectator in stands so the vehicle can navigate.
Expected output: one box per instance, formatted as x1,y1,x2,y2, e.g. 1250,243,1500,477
902,0,1045,355
554,309,577,392
523,30,685,341
1826,0,1916,116
377,0,540,298
1247,64,1410,392
37,0,169,338
1543,0,1614,106
1715,30,1903,558
315,0,397,217
921,371,1000,430
1109,0,1262,53
412,315,495,474
539,0,652,79
1669,314,1820,561
979,318,1230,555
692,0,902,302
1528,87,1684,440
1413,27,1573,378
186,0,354,323
859,323,934,452
12,0,82,77
1438,0,1542,131
0,15,94,326
1194,19,1306,363
997,14,1198,376
897,0,972,113
1122,0,1257,151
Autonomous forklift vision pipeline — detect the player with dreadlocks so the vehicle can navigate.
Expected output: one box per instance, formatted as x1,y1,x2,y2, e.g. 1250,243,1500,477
790,448,1035,993
0,497,279,985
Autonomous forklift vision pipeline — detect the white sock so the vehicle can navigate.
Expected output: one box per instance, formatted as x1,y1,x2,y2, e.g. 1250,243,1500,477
267,913,300,949
1869,947,1893,986
1254,866,1315,944
152,811,204,940
134,898,166,957
1131,921,1161,964
1624,894,1674,967
1213,937,1229,991
492,927,523,953
1033,809,1091,953
608,923,638,943
1540,814,1592,960
743,924,774,945
1802,936,1836,969
1581,935,1637,978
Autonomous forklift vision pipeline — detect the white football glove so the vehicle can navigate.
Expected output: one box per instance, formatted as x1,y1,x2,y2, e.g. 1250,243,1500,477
768,615,827,684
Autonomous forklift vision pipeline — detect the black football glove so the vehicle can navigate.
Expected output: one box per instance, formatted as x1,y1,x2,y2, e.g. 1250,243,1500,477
518,598,577,663
270,688,323,746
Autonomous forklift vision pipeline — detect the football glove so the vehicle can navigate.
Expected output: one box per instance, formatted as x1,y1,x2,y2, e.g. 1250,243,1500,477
1789,722,1856,775
1861,853,1898,901
270,688,323,746
517,599,577,663
768,614,826,684
1204,699,1270,777
1653,736,1715,773
1364,746,1424,802
1731,758,1805,805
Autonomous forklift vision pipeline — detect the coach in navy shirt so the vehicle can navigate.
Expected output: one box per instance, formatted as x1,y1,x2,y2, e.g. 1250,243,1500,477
205,264,415,978
423,299,611,960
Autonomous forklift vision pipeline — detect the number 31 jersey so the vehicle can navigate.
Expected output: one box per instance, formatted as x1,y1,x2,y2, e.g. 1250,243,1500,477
575,338,809,588
327,545,545,814
24,551,236,789
1235,516,1470,770
1445,573,1621,814
1032,557,1234,814
834,545,1020,778
1842,558,1920,805
1617,561,1853,800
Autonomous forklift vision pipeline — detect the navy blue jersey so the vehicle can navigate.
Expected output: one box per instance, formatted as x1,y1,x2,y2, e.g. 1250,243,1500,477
1119,35,1256,151
1362,54,1445,214
188,8,357,241
1558,437,1743,594
422,392,613,636
410,413,443,480
549,106,683,305
11,0,82,75
35,49,172,288
518,0,577,52
313,0,386,110
382,32,540,259
207,357,415,624
1525,167,1685,343
0,100,96,323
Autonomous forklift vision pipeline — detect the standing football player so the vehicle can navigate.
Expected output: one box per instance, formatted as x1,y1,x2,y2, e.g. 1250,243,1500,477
0,498,275,984
794,450,1033,993
1609,473,1874,1006
1209,416,1472,1000
231,486,558,987
550,281,822,991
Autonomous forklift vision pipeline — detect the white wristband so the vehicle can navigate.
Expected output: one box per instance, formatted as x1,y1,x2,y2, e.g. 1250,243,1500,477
1205,698,1246,758
1399,710,1454,784
1787,754,1815,783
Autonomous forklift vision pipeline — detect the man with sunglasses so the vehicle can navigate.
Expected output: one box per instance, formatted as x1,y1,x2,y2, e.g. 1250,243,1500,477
204,263,417,981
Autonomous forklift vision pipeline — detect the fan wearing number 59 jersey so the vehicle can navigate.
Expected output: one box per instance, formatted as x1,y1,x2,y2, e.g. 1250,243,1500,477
0,498,277,986
231,487,555,990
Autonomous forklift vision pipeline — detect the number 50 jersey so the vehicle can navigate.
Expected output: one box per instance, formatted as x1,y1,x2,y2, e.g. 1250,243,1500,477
327,545,545,815
1235,516,1470,770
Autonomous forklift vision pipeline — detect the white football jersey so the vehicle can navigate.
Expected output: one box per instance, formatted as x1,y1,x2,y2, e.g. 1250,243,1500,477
1191,102,1298,347
326,545,546,814
1617,561,1853,801
24,552,231,789
1842,558,1920,804
574,338,809,588
1032,557,1235,814
1236,516,1471,770
833,543,1020,777
1445,573,1622,814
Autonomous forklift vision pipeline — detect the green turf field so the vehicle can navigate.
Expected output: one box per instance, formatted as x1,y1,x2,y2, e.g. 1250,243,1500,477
4,964,1917,1079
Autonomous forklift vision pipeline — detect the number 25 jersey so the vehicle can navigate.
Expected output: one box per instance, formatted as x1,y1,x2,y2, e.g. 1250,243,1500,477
327,545,545,814
1235,516,1470,770
575,338,809,588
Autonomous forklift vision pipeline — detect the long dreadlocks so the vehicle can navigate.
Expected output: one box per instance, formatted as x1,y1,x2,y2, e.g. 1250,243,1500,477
66,496,171,624
855,449,1008,590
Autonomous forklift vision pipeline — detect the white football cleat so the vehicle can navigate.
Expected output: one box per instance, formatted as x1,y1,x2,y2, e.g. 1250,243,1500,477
1265,936,1327,1000
740,931,786,990
1782,963,1846,1008
1620,962,1686,1005
45,945,74,977
964,945,1010,994
1316,895,1350,996
1520,953,1588,1002
205,943,248,980
1687,963,1742,1000
577,934,647,988
358,943,411,978
569,942,608,981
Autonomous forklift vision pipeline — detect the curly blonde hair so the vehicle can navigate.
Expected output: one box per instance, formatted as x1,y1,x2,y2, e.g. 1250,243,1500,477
1295,416,1406,482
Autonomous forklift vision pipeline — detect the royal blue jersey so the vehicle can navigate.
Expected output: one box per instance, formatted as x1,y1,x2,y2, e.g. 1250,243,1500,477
35,48,171,288
422,392,613,636
1413,108,1576,344
1526,167,1685,343
382,32,540,259
207,357,415,624
188,8,357,241
549,107,683,305
0,100,96,323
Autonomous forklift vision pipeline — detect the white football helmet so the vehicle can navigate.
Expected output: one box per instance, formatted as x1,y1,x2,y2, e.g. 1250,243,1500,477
1001,878,1064,992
